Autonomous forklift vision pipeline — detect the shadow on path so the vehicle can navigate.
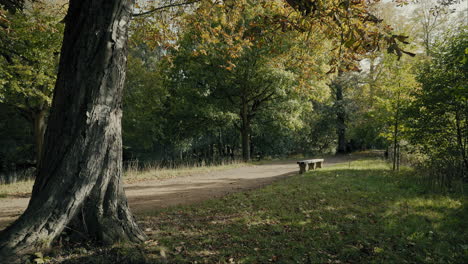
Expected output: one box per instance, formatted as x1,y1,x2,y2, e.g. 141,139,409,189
129,171,297,214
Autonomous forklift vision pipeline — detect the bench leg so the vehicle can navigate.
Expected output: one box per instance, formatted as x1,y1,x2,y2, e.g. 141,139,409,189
308,163,316,170
317,162,322,169
299,163,306,174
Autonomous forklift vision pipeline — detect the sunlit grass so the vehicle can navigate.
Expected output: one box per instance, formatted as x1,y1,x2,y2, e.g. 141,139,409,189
324,158,391,171
69,158,465,264
8,158,468,263
0,180,34,198
124,160,247,183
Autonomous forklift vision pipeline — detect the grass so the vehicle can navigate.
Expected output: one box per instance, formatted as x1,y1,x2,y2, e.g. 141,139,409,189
124,160,247,183
0,161,247,198
0,179,35,198
49,158,467,264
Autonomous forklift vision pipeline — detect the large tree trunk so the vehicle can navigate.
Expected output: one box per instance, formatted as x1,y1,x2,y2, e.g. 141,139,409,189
0,0,146,260
392,91,401,171
334,77,347,154
241,127,250,161
455,110,468,176
32,108,47,168
240,97,251,161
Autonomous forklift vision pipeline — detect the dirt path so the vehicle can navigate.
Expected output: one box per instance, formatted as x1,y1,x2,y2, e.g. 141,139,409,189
0,156,350,230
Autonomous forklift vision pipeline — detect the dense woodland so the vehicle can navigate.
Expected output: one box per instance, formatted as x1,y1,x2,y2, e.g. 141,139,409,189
0,0,466,261
1,0,466,184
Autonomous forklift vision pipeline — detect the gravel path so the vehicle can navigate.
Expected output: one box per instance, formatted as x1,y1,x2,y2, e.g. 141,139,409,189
0,156,349,230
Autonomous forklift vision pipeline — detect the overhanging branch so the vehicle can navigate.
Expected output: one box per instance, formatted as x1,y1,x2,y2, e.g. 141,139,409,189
131,0,201,17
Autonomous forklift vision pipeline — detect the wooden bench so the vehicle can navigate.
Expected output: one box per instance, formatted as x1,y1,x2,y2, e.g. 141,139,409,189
297,159,324,174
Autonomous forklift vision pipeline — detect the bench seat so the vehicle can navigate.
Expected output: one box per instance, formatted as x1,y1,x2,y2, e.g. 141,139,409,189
297,159,324,174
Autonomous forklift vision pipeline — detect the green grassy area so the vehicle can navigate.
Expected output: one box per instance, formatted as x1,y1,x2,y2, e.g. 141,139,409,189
0,179,34,198
53,159,467,264
124,161,247,184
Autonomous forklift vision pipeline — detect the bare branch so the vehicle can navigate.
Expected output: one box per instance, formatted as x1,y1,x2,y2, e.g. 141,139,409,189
131,0,201,17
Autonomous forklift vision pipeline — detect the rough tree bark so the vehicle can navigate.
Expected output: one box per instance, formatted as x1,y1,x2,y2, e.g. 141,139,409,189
241,126,250,161
332,76,347,154
240,95,251,161
32,108,47,167
392,90,401,171
0,0,146,260
455,110,468,176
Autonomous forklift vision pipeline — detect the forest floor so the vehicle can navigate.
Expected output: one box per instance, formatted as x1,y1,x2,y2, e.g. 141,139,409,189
0,155,351,231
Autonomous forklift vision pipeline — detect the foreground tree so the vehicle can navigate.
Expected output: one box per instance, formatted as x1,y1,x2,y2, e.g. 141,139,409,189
0,0,145,259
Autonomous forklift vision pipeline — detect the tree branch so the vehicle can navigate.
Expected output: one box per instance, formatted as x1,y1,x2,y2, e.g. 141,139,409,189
0,49,13,63
251,91,275,114
0,101,33,121
0,45,37,64
248,82,273,104
131,0,201,17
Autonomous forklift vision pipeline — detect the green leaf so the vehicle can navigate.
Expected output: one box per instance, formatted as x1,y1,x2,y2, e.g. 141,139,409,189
33,258,44,264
